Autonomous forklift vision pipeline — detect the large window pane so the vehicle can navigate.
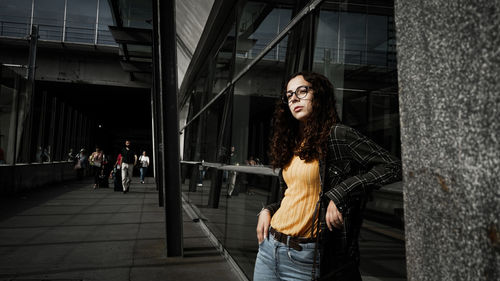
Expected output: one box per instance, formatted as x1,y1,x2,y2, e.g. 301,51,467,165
66,0,97,43
33,0,65,41
0,66,27,164
235,2,292,73
119,0,151,28
340,11,366,64
231,50,287,166
0,0,32,37
313,1,400,157
224,58,288,278
97,0,116,45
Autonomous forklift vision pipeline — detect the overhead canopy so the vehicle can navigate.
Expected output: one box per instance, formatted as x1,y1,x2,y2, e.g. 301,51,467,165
107,0,214,85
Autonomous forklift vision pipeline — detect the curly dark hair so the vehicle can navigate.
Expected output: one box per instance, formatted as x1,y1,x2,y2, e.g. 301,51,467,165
270,71,340,168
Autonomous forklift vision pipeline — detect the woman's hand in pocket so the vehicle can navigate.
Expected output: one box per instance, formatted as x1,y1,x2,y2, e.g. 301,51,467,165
256,209,271,244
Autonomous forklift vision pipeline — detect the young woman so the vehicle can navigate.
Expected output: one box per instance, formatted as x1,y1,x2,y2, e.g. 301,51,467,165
254,72,402,281
138,151,150,184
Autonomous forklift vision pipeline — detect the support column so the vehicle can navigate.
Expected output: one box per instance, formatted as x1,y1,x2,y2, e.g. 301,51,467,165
47,97,57,161
395,1,500,280
208,168,223,208
56,102,65,161
155,0,183,257
151,0,164,205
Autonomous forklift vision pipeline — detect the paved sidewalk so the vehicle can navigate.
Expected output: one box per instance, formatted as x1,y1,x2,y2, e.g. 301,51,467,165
0,178,242,281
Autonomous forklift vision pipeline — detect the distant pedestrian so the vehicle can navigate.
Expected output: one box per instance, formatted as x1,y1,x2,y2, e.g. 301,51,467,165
89,146,105,189
120,140,137,193
138,150,150,184
67,148,75,162
75,148,88,180
110,153,123,191
227,146,238,197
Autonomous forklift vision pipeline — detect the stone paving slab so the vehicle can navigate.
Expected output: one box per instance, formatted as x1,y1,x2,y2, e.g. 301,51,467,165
0,178,242,281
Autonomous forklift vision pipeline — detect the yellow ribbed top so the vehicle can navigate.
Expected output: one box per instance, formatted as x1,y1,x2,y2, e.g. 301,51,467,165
270,155,320,238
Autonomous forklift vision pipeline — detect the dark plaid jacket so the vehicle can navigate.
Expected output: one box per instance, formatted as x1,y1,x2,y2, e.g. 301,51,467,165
265,124,402,280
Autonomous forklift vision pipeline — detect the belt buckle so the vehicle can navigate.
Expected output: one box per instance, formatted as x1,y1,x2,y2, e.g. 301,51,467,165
287,237,303,251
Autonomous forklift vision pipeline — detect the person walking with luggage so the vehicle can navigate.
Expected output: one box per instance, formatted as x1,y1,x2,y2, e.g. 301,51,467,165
110,153,123,191
120,140,137,193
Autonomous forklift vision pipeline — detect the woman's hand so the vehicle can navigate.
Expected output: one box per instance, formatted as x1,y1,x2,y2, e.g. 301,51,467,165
326,200,343,231
256,209,271,244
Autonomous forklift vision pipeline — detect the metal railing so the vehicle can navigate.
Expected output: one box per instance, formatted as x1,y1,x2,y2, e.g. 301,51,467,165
235,41,396,67
0,19,117,46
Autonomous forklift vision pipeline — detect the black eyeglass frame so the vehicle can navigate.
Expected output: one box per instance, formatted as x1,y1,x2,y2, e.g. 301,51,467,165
281,85,313,104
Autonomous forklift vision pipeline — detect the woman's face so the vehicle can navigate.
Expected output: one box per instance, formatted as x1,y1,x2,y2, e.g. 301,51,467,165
286,75,314,122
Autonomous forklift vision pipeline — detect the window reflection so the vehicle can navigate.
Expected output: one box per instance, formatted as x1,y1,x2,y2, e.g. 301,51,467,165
232,36,289,166
313,1,400,157
98,0,115,45
0,0,32,37
119,0,152,28
66,0,97,43
236,3,292,72
0,65,27,164
181,1,402,279
33,0,65,41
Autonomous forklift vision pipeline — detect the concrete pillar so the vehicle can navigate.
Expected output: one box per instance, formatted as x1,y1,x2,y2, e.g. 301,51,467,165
395,0,499,280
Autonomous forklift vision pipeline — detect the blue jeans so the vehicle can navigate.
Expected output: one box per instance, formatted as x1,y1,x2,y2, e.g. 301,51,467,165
253,232,320,281
140,167,148,181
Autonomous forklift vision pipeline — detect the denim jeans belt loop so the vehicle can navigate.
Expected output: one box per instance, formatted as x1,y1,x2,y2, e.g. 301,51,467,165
270,227,316,251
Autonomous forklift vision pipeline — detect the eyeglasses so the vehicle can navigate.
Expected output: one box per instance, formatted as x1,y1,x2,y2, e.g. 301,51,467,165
281,85,312,104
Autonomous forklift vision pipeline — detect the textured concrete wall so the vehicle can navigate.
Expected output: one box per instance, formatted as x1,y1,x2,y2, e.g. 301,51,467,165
395,0,500,280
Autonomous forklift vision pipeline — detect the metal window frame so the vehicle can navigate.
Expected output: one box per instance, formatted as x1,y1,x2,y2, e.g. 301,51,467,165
179,0,324,133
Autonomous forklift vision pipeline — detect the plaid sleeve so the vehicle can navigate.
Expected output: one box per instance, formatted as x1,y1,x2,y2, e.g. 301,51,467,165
325,125,402,211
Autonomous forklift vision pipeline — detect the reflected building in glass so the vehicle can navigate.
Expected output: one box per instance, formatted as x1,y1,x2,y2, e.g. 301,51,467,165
179,0,403,279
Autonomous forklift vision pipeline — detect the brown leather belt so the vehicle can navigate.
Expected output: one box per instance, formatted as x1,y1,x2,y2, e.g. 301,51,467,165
269,227,316,251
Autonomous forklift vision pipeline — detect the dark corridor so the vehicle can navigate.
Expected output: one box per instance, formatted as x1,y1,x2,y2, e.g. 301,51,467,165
37,81,152,164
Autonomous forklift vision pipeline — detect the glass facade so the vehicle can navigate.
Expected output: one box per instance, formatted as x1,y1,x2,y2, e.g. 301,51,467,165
0,0,32,37
181,0,402,279
0,0,116,46
313,1,400,155
0,66,25,164
65,0,97,43
0,64,96,165
33,0,65,41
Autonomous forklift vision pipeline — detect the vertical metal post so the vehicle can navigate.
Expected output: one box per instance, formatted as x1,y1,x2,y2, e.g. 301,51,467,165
48,97,57,162
20,25,38,163
36,91,47,158
156,0,183,257
71,109,78,151
65,106,73,152
12,73,20,165
208,169,223,208
95,0,100,44
151,0,164,205
63,0,67,42
56,102,66,160
336,7,341,63
29,0,34,35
